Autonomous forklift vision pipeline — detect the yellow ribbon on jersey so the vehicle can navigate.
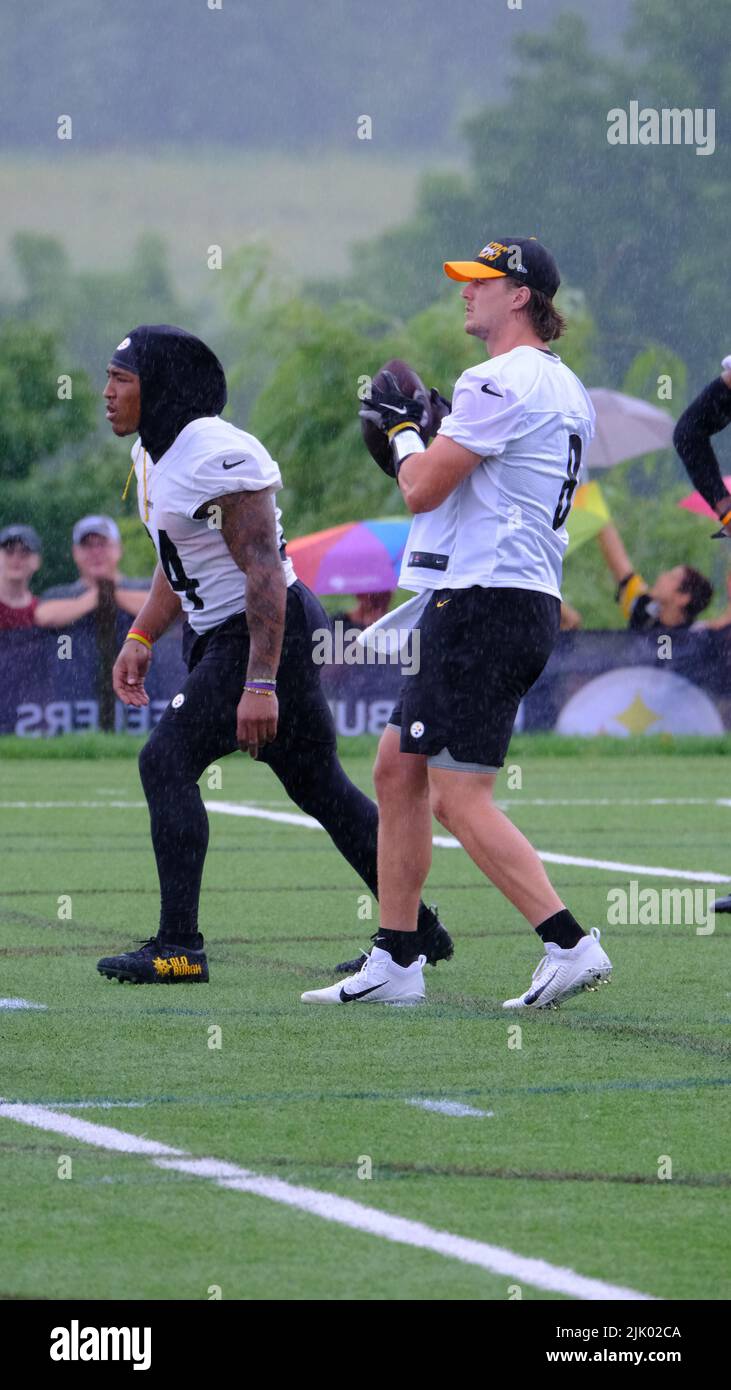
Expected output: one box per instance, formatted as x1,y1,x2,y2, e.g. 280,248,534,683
121,448,149,521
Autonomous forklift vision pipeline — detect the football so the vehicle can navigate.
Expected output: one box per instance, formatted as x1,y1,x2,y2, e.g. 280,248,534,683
360,358,434,474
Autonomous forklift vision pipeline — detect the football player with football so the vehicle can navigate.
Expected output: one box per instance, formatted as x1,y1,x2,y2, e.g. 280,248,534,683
302,238,613,1008
97,325,451,983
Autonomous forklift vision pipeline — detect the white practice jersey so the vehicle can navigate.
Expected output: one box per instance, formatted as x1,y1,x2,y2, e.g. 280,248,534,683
132,416,296,634
399,346,596,599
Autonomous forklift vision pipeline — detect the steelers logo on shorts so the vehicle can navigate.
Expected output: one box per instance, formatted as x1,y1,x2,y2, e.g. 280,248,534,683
171,693,185,709
410,720,425,739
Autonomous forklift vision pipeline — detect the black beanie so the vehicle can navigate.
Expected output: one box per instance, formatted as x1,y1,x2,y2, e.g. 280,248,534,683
113,324,228,462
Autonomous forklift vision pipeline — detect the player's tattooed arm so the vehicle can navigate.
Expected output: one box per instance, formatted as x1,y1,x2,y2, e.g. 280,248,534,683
126,563,182,641
215,487,286,680
113,565,182,708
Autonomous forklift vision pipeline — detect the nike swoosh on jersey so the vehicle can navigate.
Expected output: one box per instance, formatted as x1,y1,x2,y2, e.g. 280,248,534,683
339,982,386,1002
221,458,249,470
480,383,503,397
436,598,451,608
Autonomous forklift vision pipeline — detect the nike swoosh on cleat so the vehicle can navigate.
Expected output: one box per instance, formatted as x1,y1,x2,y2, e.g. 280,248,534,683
221,458,249,470
481,383,503,397
339,982,386,1002
524,969,559,1006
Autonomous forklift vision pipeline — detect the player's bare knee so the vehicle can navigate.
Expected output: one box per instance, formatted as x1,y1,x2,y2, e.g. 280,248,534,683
374,753,407,803
374,742,422,802
429,784,456,830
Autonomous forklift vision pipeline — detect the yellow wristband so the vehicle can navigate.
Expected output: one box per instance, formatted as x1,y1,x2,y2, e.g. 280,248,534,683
387,420,419,439
126,630,153,650
719,509,731,528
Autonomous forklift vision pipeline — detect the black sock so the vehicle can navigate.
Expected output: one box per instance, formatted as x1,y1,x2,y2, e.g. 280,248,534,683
158,917,203,950
536,909,585,950
374,928,421,967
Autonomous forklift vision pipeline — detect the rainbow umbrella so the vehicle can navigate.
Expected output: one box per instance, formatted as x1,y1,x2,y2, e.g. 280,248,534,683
286,518,411,595
678,477,731,519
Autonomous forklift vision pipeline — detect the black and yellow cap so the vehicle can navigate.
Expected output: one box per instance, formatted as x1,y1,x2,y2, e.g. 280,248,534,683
444,237,560,298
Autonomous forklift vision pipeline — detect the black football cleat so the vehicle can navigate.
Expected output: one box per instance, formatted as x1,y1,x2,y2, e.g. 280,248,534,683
97,936,209,983
714,893,731,913
334,907,454,974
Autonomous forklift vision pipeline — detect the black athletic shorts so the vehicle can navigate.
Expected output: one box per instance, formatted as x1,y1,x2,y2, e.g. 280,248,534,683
389,586,560,770
176,579,336,760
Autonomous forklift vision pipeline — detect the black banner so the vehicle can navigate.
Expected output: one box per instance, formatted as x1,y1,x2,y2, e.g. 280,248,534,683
0,615,188,736
1,622,730,738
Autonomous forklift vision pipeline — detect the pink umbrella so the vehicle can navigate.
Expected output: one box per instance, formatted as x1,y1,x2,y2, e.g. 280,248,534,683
678,478,731,518
286,518,410,595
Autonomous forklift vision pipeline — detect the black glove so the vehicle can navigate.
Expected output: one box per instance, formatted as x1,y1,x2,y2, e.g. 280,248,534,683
359,370,428,440
359,360,451,478
429,387,452,430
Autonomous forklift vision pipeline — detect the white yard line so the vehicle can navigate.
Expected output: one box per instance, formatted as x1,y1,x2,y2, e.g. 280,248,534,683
3,796,731,810
0,798,727,883
0,1100,184,1156
532,852,728,885
0,1099,654,1301
406,1098,494,1118
0,998,47,1011
206,803,730,882
206,801,320,829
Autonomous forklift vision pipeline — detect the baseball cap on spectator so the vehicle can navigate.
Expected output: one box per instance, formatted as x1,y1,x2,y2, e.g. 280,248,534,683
72,515,122,545
0,523,42,553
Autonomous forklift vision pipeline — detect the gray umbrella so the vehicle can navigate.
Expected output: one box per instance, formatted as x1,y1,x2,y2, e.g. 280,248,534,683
585,389,675,469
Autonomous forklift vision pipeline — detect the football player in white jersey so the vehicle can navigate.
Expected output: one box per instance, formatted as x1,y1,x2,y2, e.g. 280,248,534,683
96,325,451,983
302,238,612,1008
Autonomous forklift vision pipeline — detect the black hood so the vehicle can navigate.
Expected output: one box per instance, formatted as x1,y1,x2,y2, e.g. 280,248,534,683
114,324,228,462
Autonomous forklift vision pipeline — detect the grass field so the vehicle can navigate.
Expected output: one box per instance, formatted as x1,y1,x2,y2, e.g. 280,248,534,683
1,741,729,1302
0,149,432,296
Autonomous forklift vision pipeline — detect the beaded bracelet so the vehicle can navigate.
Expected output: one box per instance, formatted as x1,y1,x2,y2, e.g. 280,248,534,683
244,680,277,697
127,628,153,650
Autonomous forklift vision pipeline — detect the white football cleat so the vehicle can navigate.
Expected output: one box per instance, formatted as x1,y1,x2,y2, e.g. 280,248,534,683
503,928,612,1011
301,945,426,1005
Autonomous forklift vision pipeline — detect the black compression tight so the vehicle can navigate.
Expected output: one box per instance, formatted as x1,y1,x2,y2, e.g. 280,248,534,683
138,730,381,941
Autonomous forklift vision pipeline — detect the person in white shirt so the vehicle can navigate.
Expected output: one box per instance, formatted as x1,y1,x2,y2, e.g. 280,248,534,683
303,237,612,1008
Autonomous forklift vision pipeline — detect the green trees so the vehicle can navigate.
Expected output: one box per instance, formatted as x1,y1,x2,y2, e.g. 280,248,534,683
338,0,730,389
0,321,95,479
0,234,183,588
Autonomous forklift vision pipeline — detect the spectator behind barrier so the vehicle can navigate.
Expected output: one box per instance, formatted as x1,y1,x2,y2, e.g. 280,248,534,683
0,524,42,629
597,520,713,630
37,514,151,627
330,590,394,632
